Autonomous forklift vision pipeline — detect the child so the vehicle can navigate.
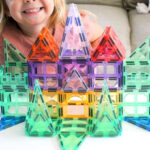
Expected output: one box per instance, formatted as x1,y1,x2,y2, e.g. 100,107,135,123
0,0,103,66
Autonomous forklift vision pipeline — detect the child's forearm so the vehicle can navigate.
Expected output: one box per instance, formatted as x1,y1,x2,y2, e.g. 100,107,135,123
91,22,103,43
90,23,103,51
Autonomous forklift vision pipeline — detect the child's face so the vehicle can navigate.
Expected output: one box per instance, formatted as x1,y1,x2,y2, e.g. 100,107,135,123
5,0,54,27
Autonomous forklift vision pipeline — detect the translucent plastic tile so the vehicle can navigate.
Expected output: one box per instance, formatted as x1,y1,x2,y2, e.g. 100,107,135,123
62,68,88,92
27,27,59,62
61,105,89,119
46,63,57,74
4,38,27,74
59,60,92,91
59,59,92,77
28,77,59,91
0,70,28,90
93,90,122,118
41,91,60,118
124,117,150,131
123,61,150,89
126,37,150,61
58,133,86,150
91,26,126,62
59,91,94,104
122,89,150,117
0,116,25,131
123,38,150,90
0,67,29,117
94,77,122,91
58,118,89,150
28,61,58,90
91,82,122,137
93,61,123,90
59,3,91,60
58,91,94,119
0,89,30,117
93,62,123,76
25,80,55,136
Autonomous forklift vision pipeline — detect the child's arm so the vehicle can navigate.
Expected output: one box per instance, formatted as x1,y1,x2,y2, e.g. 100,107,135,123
80,11,103,49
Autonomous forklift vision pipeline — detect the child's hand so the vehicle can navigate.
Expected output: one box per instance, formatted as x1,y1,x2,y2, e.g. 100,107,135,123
80,10,87,17
79,10,103,49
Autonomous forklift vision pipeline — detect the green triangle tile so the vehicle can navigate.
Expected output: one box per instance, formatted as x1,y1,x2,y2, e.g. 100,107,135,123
58,118,89,150
126,37,150,61
4,38,26,62
91,81,122,137
25,80,55,136
26,112,54,136
58,132,86,150
92,113,121,137
4,38,27,74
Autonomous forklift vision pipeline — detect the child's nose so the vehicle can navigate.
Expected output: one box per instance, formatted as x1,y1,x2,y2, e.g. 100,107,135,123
24,0,36,3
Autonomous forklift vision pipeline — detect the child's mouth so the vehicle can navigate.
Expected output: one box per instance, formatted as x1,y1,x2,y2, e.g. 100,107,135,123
23,7,44,14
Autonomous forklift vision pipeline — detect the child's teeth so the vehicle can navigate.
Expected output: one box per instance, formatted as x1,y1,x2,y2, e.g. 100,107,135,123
25,8,40,13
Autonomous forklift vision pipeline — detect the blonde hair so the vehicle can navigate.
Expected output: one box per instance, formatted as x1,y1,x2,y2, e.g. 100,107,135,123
0,0,66,33
0,0,7,33
48,0,66,28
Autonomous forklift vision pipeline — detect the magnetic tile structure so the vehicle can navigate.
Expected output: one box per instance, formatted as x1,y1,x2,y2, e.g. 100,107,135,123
24,3,124,150
5,2,150,150
0,65,30,117
123,37,150,131
91,26,125,91
0,3,126,150
0,65,29,130
27,27,60,90
25,20,60,137
25,80,122,148
25,4,93,149
26,27,60,135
